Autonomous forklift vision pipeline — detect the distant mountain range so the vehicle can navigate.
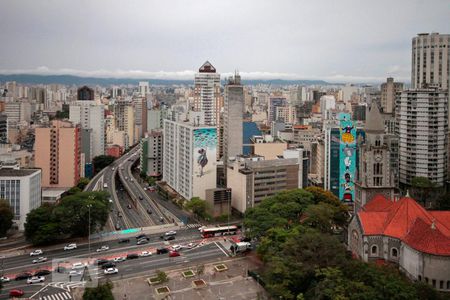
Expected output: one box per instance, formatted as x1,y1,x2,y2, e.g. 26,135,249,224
0,74,331,86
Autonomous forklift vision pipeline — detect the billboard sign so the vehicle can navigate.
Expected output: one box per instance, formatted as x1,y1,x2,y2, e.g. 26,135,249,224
338,113,356,203
192,127,217,199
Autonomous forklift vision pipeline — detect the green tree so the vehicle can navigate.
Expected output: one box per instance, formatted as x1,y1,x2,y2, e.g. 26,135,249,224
66,186,82,196
185,197,209,220
156,270,168,283
77,178,91,190
0,200,14,236
303,202,348,234
24,204,56,243
435,193,450,211
305,186,341,206
92,155,116,174
411,177,435,206
83,281,114,300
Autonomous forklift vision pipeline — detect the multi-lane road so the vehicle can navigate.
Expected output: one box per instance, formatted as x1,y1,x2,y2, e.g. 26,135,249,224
0,228,229,299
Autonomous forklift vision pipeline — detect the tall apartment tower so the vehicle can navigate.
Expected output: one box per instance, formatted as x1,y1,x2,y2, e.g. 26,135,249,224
134,97,148,138
223,74,244,164
193,61,221,126
35,120,81,188
380,77,403,114
69,101,105,161
77,86,95,101
354,104,396,212
139,82,150,97
114,101,135,149
396,87,448,187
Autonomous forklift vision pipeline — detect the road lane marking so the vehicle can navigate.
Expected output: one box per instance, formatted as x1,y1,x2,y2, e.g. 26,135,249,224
214,242,229,257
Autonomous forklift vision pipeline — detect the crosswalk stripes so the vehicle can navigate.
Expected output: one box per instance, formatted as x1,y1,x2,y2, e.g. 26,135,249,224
185,223,202,229
38,291,72,300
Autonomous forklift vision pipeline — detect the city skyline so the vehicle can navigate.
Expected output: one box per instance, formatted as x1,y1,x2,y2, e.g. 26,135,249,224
0,0,449,83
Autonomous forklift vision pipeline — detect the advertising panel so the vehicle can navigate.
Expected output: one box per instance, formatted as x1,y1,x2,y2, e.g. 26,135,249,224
338,113,356,203
192,127,217,199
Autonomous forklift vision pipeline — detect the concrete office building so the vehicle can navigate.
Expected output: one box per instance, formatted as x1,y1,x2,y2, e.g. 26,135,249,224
0,166,41,231
193,61,221,126
139,81,150,97
396,87,448,187
163,119,217,200
114,101,135,148
34,120,81,188
4,101,31,125
223,74,244,165
134,97,148,138
147,109,162,131
227,149,307,214
140,130,163,178
380,77,403,114
69,101,105,160
268,97,287,123
320,95,336,120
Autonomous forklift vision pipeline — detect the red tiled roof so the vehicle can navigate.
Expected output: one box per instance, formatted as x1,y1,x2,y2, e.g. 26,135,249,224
358,195,450,256
403,218,450,256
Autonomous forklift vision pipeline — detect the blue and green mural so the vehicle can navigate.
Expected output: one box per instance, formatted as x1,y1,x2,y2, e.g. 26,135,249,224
339,113,356,203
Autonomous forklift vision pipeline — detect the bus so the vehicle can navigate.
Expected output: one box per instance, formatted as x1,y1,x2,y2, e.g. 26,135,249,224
200,225,238,238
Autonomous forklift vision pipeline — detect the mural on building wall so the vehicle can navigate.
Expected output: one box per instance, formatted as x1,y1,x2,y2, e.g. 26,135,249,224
339,113,356,203
192,127,217,198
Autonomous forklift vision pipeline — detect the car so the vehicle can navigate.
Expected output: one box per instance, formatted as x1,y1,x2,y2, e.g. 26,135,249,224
165,230,177,236
64,243,77,250
27,276,45,284
96,245,110,252
160,217,164,223
147,209,152,214
138,196,143,200
126,253,139,260
163,235,175,241
240,237,252,242
171,245,182,251
69,270,82,277
139,251,152,257
118,238,130,244
125,176,128,180
15,273,32,281
118,212,123,217
55,266,67,273
32,257,48,264
115,223,121,230
95,259,110,266
112,167,115,171
102,262,117,269
143,187,147,190
156,247,169,255
104,268,118,275
130,178,134,182
9,289,24,297
135,234,147,240
30,249,43,256
34,270,51,277
136,238,149,245
148,187,156,192
168,251,180,257
127,204,132,209
113,257,126,263
71,262,86,270
0,276,10,283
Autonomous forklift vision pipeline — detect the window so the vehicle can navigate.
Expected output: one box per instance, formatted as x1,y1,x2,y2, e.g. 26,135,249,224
440,281,443,289
425,277,429,283
447,281,450,290
432,279,436,288
371,245,378,255
418,275,422,281
391,248,398,258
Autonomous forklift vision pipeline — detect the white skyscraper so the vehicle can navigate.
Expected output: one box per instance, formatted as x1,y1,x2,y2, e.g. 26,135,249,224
69,101,105,159
139,81,149,97
193,61,221,126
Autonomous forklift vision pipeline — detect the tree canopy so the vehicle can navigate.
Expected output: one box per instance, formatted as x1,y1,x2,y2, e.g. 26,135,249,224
83,281,114,300
185,197,210,220
0,200,14,236
244,188,446,300
92,155,116,174
25,191,110,245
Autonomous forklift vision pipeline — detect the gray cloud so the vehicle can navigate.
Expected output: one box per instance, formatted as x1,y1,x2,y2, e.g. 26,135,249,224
0,0,449,83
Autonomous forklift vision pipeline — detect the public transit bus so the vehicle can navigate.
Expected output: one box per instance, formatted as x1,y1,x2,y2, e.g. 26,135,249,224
200,225,238,238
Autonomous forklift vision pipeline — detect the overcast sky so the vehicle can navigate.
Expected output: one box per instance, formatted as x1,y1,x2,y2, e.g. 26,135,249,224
0,0,449,82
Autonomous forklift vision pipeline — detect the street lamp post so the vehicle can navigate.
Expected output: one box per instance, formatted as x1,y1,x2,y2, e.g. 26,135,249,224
87,203,93,258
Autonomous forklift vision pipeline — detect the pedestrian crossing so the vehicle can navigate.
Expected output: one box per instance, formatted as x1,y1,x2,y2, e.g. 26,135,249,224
37,291,72,300
185,223,202,229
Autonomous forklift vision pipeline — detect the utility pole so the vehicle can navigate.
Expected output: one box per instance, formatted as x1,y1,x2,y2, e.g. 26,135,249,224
87,201,93,259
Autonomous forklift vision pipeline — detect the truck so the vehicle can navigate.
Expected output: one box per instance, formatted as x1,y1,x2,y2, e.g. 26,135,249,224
230,242,252,254
103,183,108,189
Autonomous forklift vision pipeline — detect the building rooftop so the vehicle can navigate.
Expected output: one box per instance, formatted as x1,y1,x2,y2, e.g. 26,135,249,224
0,168,40,177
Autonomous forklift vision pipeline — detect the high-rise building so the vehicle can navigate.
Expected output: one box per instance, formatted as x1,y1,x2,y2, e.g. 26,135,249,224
193,61,221,126
114,101,135,148
380,77,403,114
139,81,150,97
134,97,148,138
268,97,287,123
4,101,31,125
0,166,41,231
140,130,163,178
396,87,448,187
411,33,449,90
354,104,396,212
34,120,81,188
223,74,244,165
69,101,105,160
77,86,95,101
163,119,217,200
0,114,8,144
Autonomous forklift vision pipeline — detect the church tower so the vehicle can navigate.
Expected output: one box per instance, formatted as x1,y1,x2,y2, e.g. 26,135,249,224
354,104,396,212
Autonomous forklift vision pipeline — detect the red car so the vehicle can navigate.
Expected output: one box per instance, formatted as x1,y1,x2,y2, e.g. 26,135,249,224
10,289,25,297
168,251,180,257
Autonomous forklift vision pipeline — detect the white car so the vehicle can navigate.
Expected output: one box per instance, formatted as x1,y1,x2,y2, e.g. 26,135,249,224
30,249,43,256
69,270,82,277
139,251,152,257
113,257,126,263
181,243,197,249
104,267,118,275
0,276,10,283
171,245,182,251
112,167,115,171
165,231,177,236
32,257,48,264
27,276,45,284
64,243,77,250
96,245,110,252
130,178,134,182
71,262,86,270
